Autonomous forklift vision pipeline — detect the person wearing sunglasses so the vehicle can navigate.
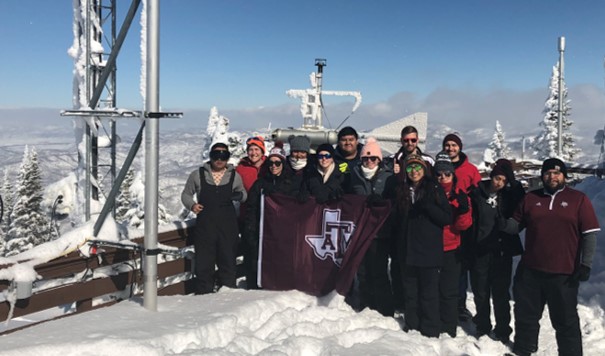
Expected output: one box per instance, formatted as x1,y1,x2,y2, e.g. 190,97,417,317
391,126,435,176
465,158,524,344
181,142,247,295
349,137,395,316
303,143,344,204
243,142,300,289
393,154,451,338
433,151,473,338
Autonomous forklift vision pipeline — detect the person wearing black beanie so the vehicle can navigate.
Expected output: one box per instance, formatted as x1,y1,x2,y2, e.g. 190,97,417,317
507,158,600,355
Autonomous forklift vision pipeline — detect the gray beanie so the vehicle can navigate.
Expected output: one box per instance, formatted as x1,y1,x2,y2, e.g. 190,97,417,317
288,135,311,153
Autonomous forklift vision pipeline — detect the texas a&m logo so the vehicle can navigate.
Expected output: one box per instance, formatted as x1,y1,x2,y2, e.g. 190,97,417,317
305,209,356,266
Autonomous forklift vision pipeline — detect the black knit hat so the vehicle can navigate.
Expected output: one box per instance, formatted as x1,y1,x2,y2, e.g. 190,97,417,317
490,158,515,183
316,143,336,156
541,158,568,178
443,133,463,150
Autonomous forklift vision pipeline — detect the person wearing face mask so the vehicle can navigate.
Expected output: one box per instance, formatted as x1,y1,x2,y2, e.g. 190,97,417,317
287,135,312,176
349,137,394,316
243,142,299,289
507,158,600,356
181,142,247,295
466,158,524,344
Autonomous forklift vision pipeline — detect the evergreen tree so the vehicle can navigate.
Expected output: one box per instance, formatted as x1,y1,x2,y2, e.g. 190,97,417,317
5,147,53,256
486,120,511,162
115,169,135,224
532,62,580,161
0,169,15,255
120,171,173,228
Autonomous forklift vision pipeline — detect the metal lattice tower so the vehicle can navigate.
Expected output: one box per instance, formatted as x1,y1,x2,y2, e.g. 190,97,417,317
62,0,141,221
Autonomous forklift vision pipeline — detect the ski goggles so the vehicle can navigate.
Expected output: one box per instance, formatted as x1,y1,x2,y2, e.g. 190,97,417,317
209,150,230,161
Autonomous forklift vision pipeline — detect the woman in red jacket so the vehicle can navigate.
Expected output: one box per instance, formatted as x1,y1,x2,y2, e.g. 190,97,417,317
434,151,473,337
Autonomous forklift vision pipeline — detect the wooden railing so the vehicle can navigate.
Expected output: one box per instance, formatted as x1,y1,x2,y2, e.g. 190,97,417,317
0,226,196,333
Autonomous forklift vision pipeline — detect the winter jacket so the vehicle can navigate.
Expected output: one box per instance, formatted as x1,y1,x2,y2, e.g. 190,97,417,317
468,180,524,256
350,164,394,239
181,162,247,211
440,181,473,252
452,152,481,193
396,179,452,267
236,156,266,192
349,164,392,196
244,171,301,244
334,143,363,190
303,164,345,204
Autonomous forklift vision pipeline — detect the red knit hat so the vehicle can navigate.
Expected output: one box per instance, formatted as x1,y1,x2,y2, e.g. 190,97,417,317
246,136,265,153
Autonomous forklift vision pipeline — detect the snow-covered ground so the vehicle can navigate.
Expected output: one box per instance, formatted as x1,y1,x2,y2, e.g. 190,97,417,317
0,177,604,355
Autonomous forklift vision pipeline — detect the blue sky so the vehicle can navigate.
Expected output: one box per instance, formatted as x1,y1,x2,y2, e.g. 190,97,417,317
1,1,605,141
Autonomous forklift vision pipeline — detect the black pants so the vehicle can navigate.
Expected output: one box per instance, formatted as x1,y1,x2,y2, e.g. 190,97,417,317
390,238,405,311
193,214,239,294
440,250,461,337
403,265,440,338
242,239,259,289
359,238,394,317
513,266,582,356
470,250,513,338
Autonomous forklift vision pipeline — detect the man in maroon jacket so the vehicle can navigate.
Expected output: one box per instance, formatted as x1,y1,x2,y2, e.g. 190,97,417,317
509,158,599,356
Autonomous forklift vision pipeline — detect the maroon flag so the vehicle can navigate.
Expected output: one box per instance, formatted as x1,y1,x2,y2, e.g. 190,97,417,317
258,193,391,296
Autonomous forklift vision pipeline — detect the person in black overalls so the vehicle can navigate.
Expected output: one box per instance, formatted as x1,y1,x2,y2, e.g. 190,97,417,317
181,142,247,294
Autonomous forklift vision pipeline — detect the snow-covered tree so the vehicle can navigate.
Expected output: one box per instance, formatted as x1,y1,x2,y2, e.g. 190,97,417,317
119,171,173,228
206,107,245,162
115,169,135,224
532,62,580,161
484,120,511,163
5,147,54,256
0,169,15,255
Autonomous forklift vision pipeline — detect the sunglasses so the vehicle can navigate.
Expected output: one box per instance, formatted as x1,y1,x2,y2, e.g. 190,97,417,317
405,164,424,173
317,153,333,160
209,150,230,161
402,138,418,143
362,156,380,163
268,160,282,167
437,172,453,178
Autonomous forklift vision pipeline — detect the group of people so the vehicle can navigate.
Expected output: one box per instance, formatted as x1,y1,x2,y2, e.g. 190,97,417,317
181,125,599,356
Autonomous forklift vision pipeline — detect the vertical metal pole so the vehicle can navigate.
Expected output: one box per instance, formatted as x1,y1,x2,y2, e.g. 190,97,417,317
558,36,565,158
144,0,159,311
85,0,92,221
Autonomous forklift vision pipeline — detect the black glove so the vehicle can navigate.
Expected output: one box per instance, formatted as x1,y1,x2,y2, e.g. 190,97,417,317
571,265,591,283
455,192,469,214
231,191,243,201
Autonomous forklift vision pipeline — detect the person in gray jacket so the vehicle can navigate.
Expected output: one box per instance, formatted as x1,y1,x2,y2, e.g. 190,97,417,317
349,137,394,316
181,142,247,294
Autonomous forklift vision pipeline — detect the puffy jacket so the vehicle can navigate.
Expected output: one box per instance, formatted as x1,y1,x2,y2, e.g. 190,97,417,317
440,181,473,252
452,152,481,193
